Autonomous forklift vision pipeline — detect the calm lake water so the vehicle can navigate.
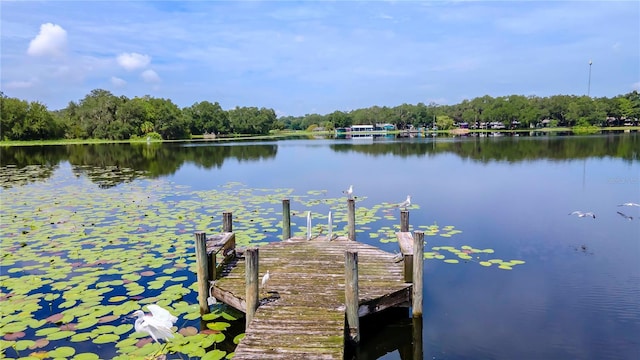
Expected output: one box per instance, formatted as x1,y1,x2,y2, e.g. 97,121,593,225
1,132,639,359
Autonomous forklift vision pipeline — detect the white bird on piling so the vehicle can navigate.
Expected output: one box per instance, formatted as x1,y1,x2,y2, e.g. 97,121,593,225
618,202,640,207
306,211,312,240
261,270,270,291
327,211,333,241
569,211,596,219
398,195,411,210
343,185,354,199
131,304,177,343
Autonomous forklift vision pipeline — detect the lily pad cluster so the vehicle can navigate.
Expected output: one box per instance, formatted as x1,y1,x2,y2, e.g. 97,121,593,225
426,245,526,270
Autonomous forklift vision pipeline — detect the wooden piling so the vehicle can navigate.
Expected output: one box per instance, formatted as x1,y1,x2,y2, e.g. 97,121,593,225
347,198,356,241
194,231,210,314
412,315,423,359
400,210,409,232
223,211,233,232
245,248,259,327
345,250,360,343
282,199,291,240
412,231,424,317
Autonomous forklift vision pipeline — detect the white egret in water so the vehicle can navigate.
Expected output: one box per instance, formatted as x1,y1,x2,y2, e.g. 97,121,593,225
262,270,270,291
398,195,411,210
306,211,312,240
569,211,596,219
618,202,640,207
327,211,333,241
343,185,353,199
132,304,177,343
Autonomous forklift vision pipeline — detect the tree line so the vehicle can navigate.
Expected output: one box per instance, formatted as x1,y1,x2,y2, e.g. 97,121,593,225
1,89,639,141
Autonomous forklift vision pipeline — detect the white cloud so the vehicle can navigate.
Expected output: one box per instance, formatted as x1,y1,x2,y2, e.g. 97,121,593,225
27,23,67,57
4,80,35,89
117,52,151,71
111,76,127,87
141,69,160,83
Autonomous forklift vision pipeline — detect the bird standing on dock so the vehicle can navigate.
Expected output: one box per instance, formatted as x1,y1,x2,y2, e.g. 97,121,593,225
618,202,640,207
397,195,411,210
569,211,596,219
131,304,177,343
262,270,270,291
343,185,353,199
327,211,333,241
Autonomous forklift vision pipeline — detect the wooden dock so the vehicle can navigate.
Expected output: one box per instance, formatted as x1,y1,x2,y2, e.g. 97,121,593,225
193,203,424,359
211,238,412,359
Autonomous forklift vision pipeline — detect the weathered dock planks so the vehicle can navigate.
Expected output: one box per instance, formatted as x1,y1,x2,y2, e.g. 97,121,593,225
211,238,413,360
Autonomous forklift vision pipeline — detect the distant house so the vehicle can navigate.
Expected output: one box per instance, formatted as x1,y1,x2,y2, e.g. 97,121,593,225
377,123,396,131
540,119,552,127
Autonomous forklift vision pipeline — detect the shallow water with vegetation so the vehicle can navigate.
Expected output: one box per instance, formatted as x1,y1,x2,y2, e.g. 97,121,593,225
1,133,639,359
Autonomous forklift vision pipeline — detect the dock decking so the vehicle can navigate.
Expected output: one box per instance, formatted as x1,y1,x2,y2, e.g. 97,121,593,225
210,237,413,360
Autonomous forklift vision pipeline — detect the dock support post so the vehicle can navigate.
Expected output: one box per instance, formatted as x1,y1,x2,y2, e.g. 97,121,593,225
412,231,424,317
347,198,356,241
245,248,259,327
345,250,360,343
413,316,424,360
194,231,210,314
400,210,409,232
223,211,233,232
282,199,291,240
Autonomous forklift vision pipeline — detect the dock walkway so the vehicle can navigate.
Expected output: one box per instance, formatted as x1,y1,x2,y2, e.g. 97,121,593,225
211,237,413,360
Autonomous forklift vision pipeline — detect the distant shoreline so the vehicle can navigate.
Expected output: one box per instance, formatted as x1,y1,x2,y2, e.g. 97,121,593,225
1,127,638,147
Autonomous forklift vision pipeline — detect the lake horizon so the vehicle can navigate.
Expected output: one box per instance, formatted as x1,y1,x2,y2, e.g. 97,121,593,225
1,133,638,359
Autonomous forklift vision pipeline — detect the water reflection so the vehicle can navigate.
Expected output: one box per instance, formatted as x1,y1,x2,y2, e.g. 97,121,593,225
2,133,638,189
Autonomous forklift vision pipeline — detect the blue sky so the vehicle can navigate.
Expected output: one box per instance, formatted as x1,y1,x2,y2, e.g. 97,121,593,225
1,1,638,116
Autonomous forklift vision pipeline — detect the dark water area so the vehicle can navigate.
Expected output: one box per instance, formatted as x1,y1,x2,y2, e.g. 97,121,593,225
1,133,639,359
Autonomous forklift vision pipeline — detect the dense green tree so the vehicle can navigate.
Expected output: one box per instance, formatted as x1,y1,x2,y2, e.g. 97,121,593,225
184,101,230,135
435,115,454,130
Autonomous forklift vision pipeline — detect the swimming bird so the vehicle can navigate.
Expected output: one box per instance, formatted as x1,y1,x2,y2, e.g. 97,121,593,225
398,195,411,210
343,185,354,199
131,304,177,343
618,202,640,207
569,211,596,218
261,270,270,290
616,211,634,221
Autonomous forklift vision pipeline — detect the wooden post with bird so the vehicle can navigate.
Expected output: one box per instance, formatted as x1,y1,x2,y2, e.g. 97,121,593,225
194,231,210,314
400,210,409,232
347,198,356,241
282,199,291,240
245,248,259,327
345,250,360,343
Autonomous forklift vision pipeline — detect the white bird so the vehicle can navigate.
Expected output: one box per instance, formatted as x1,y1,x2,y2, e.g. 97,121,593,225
327,211,333,241
131,304,177,343
618,202,640,207
343,185,353,199
398,195,411,210
306,211,312,240
617,211,634,221
261,270,270,290
569,211,596,219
